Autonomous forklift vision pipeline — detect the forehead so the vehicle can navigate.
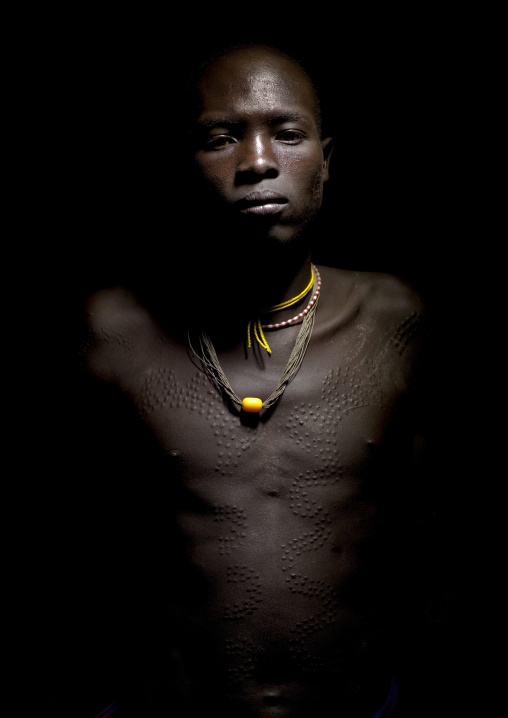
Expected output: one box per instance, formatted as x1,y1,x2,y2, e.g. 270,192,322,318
196,47,320,127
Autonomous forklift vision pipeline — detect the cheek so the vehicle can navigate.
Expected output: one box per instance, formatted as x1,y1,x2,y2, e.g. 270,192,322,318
194,155,231,193
284,150,324,186
289,157,325,206
283,159,325,224
309,164,325,195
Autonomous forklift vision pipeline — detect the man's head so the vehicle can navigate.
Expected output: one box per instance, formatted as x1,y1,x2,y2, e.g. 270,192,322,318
189,44,333,248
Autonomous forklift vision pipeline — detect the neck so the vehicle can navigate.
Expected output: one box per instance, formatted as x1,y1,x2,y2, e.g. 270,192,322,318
194,243,313,328
259,253,314,316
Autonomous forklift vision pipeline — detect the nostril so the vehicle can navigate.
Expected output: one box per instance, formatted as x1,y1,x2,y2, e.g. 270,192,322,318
234,166,279,186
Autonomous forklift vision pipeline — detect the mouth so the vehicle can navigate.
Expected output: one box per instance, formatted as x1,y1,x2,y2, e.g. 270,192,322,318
235,192,288,216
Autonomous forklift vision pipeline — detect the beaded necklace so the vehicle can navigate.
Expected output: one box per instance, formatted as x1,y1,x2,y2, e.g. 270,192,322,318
189,265,321,414
248,264,319,354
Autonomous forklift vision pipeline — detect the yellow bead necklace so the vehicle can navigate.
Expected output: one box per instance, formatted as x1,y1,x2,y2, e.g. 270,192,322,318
247,265,317,355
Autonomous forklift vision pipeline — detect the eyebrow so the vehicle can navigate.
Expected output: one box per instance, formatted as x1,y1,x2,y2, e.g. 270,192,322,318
196,111,313,130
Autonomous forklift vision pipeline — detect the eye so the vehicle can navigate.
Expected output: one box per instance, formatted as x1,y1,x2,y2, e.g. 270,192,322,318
204,135,236,151
277,129,306,144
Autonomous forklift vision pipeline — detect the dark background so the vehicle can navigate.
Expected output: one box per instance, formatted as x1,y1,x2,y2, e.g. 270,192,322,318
22,11,495,717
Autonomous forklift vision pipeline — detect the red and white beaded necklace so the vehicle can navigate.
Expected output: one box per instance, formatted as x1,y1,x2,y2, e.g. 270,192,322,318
262,265,321,330
247,264,321,354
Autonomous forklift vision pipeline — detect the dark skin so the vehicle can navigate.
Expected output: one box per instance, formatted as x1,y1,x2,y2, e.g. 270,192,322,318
81,45,425,717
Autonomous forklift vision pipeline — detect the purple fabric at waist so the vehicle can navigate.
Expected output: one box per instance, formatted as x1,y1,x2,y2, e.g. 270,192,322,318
372,676,400,717
93,703,118,718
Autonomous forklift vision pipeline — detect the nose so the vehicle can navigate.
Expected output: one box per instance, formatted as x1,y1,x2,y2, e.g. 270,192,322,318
235,133,279,184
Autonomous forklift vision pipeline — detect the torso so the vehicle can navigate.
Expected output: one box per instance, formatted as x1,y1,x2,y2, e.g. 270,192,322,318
81,265,425,717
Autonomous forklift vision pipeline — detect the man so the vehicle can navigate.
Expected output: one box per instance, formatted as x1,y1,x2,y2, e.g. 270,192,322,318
80,43,425,717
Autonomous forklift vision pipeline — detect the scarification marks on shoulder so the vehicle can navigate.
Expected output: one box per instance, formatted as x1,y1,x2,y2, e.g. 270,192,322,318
386,311,426,357
80,327,136,365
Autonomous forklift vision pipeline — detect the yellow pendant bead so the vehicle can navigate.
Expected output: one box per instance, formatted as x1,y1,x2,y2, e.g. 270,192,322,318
242,397,263,413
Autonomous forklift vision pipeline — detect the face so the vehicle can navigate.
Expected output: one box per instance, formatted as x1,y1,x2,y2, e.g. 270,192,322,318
191,47,333,245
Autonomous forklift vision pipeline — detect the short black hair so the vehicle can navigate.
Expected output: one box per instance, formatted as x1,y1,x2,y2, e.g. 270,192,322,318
184,41,324,138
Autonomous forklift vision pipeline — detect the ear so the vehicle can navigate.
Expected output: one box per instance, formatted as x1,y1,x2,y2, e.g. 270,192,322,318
321,137,334,183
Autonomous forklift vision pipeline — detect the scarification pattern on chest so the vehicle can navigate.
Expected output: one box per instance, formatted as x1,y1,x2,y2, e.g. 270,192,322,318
278,361,389,673
136,360,391,678
138,366,265,625
138,367,220,417
138,367,263,476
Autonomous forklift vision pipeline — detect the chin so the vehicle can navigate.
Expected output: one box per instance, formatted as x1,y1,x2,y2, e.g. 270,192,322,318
237,214,314,244
264,215,320,247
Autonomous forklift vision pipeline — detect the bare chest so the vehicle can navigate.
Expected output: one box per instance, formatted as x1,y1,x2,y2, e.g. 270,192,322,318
123,333,407,507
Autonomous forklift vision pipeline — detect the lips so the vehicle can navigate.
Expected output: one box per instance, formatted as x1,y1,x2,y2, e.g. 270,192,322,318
235,191,288,216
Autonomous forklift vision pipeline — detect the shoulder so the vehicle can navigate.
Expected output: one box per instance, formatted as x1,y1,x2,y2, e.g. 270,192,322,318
317,264,424,322
81,286,156,383
359,270,424,318
315,265,427,369
84,285,147,328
